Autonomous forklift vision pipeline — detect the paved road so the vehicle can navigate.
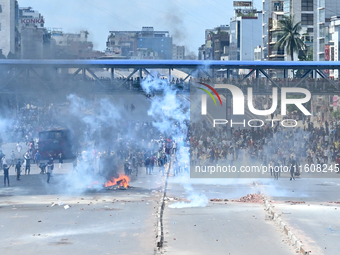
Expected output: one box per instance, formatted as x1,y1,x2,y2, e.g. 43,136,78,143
257,177,340,255
2,92,337,255
0,154,164,255
163,180,296,255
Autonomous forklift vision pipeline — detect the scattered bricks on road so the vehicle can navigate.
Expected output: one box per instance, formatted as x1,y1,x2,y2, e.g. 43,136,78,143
232,194,264,203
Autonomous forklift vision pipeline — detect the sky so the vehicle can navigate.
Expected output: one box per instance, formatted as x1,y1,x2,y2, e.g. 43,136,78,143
18,0,262,53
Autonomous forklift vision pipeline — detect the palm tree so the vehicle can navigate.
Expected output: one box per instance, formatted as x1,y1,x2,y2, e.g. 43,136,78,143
274,15,306,61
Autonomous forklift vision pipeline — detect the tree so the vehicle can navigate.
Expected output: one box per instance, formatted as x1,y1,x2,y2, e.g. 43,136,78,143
0,49,6,59
7,51,16,59
274,15,306,61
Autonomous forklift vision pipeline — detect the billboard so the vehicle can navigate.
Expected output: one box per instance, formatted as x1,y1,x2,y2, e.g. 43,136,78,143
235,9,257,14
233,1,252,7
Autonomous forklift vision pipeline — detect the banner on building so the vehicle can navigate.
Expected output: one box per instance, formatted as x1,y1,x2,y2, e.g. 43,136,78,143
325,45,330,61
335,32,339,78
20,18,45,24
333,96,338,106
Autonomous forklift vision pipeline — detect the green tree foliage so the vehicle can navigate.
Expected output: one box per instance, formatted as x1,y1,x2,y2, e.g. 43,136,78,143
274,15,306,61
0,49,6,59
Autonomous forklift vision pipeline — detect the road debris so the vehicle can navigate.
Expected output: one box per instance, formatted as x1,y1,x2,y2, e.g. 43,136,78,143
232,194,263,203
285,201,305,205
210,198,228,202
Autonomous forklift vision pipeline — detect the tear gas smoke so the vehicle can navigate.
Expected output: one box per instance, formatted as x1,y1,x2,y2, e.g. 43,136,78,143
46,94,123,193
141,74,209,208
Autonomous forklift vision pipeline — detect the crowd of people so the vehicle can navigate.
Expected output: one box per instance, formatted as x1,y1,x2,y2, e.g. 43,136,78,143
0,103,68,186
3,104,63,145
5,89,340,186
76,119,190,178
189,117,340,179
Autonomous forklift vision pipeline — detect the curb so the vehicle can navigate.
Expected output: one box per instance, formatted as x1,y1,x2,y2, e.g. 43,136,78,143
255,182,310,255
155,161,171,254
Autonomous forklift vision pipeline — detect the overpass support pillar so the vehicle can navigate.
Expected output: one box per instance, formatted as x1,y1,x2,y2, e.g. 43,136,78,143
256,69,260,92
111,68,114,84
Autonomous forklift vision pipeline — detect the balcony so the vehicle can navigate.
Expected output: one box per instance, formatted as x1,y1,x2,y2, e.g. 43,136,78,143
270,20,282,31
269,50,285,57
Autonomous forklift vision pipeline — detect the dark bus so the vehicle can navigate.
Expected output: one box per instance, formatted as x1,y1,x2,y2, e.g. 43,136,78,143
38,128,74,159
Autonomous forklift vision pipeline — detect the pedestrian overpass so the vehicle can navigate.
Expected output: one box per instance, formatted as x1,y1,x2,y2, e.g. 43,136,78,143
0,59,339,95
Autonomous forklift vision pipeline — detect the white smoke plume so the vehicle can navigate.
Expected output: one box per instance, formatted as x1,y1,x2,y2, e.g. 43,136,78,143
50,94,122,193
169,183,209,208
141,74,209,208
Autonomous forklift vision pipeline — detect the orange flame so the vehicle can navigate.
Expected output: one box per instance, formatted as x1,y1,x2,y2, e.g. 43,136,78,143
104,174,130,188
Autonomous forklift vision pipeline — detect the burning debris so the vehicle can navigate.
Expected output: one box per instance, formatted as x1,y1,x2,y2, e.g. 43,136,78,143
233,194,264,203
105,174,130,189
86,175,131,190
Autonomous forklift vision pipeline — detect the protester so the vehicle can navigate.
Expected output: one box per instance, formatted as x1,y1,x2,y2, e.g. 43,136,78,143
15,160,21,181
3,164,10,187
47,158,54,183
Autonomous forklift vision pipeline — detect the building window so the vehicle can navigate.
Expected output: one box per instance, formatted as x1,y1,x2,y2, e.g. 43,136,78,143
0,23,1,31
0,5,2,13
301,0,313,11
319,9,325,23
283,0,290,13
301,14,313,25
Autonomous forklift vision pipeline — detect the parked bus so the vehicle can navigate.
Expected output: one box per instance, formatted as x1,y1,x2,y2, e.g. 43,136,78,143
38,128,74,159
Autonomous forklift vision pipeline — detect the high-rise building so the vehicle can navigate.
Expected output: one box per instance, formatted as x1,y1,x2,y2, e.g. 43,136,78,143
229,2,262,61
0,0,16,57
199,25,229,60
50,29,97,59
262,0,284,60
263,0,340,61
314,0,340,61
18,6,46,59
18,6,45,30
106,27,173,59
173,44,185,60
328,16,340,78
284,0,316,60
137,27,172,59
